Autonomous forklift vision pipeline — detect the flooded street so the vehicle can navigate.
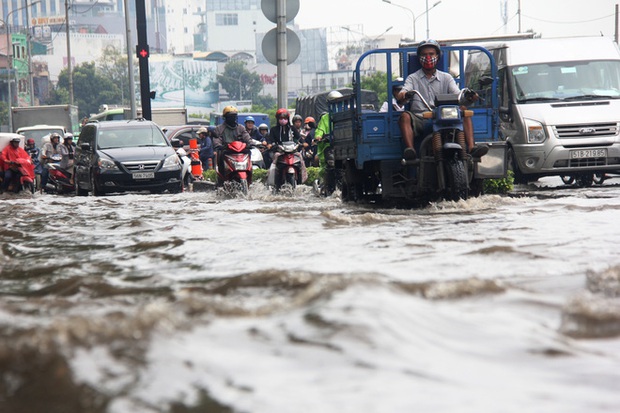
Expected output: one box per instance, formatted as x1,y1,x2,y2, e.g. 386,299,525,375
1,177,620,413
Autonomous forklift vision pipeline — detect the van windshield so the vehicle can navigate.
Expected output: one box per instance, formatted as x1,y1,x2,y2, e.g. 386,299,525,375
511,60,620,103
97,125,168,149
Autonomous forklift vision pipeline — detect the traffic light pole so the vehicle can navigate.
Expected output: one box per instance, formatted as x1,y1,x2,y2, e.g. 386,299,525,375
135,0,151,120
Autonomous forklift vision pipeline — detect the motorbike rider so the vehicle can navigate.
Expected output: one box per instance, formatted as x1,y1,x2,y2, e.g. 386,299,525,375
301,117,317,167
1,137,35,193
398,39,487,160
243,116,261,140
258,123,274,169
291,114,305,138
197,127,214,169
59,133,76,179
269,108,305,187
212,105,252,171
314,90,343,194
40,133,63,191
25,138,43,190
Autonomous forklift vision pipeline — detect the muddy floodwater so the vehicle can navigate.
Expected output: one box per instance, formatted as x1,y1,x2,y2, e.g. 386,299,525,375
1,177,620,413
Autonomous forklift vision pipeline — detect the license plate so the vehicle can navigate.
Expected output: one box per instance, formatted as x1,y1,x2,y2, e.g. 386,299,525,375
570,149,607,159
132,172,155,180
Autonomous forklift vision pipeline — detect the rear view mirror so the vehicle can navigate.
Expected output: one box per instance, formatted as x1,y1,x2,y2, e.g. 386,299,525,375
80,142,91,151
478,76,494,87
170,138,183,148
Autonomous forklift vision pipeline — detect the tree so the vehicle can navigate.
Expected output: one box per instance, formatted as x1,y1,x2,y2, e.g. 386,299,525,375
49,62,121,118
218,60,263,101
98,46,131,106
360,71,388,105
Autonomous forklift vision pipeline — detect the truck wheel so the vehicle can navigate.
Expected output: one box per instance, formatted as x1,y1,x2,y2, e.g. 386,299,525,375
445,156,468,201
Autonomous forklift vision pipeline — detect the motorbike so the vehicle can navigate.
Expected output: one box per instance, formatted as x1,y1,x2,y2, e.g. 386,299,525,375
272,140,305,191
2,158,35,194
44,154,75,195
406,89,473,201
216,141,253,195
250,139,266,169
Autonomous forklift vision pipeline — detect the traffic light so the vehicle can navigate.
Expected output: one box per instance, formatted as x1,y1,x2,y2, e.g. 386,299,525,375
136,45,149,59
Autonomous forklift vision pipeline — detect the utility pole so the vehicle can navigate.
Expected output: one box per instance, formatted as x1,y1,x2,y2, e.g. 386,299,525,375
124,0,136,118
65,0,74,105
135,0,151,120
276,0,287,108
25,1,35,105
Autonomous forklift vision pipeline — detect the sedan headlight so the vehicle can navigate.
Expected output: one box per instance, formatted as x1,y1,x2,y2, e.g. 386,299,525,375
439,106,460,120
98,157,118,171
525,119,546,143
161,153,181,170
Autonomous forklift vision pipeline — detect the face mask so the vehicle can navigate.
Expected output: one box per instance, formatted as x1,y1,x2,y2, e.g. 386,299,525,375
278,118,288,126
420,55,438,70
224,114,238,127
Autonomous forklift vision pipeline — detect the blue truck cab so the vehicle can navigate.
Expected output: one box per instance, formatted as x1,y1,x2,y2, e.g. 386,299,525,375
330,44,507,203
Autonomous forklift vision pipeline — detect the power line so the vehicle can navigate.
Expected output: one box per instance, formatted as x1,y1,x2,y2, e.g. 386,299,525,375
521,13,615,25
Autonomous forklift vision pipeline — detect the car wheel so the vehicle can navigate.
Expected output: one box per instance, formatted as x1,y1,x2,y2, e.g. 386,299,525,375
90,172,103,196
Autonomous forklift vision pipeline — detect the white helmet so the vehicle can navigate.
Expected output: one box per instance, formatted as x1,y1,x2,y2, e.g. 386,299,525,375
327,90,343,102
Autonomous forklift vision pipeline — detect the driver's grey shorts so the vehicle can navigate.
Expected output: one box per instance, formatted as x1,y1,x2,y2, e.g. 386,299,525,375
403,111,432,137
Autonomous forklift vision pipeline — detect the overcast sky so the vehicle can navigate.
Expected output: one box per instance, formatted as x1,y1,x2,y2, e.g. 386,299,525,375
294,0,619,41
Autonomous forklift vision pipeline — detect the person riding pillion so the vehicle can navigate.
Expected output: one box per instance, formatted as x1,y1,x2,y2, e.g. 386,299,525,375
397,39,488,160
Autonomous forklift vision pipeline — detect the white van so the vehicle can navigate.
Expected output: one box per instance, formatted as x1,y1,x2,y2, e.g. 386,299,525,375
465,36,620,184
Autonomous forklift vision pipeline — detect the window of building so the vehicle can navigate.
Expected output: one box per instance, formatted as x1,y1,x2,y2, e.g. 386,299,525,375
216,13,239,26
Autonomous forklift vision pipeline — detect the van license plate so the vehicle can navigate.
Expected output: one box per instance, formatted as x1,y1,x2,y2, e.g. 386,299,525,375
133,172,155,180
570,149,607,159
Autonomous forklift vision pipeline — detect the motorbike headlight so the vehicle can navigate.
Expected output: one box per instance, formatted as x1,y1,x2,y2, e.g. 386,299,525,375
439,106,460,120
98,157,118,171
525,119,546,143
161,153,181,170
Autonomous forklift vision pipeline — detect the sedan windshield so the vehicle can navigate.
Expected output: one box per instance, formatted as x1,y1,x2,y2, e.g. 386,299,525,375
98,125,168,149
511,60,620,103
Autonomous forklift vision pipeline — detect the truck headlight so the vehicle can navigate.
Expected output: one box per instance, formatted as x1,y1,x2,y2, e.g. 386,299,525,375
525,119,546,143
161,153,181,170
440,106,460,120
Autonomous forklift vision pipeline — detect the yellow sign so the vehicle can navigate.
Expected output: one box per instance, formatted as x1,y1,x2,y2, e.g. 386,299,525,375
30,16,66,26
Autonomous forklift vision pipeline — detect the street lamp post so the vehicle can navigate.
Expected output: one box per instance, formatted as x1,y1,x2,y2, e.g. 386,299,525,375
382,0,415,41
424,0,442,39
2,1,40,131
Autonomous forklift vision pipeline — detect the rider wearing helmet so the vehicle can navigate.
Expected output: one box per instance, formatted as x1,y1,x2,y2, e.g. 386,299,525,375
397,39,486,160
300,116,317,167
243,115,261,140
0,136,33,193
212,105,252,171
313,90,343,194
197,126,214,169
291,114,304,136
59,133,76,176
269,108,300,146
40,132,63,190
25,138,43,188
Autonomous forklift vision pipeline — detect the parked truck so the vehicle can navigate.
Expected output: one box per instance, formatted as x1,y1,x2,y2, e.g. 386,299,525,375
11,104,80,135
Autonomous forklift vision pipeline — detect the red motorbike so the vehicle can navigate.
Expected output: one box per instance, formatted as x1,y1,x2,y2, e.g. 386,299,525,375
216,141,253,195
3,158,35,194
273,141,305,191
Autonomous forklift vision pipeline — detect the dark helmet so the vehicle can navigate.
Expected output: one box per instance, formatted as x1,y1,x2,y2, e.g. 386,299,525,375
258,123,269,131
27,138,35,145
10,137,21,143
207,125,216,133
292,114,303,123
276,108,290,120
417,39,441,57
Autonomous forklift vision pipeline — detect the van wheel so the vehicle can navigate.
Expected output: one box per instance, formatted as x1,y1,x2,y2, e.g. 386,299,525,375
507,147,528,184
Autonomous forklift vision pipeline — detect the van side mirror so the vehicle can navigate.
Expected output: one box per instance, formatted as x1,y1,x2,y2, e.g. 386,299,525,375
170,138,183,148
